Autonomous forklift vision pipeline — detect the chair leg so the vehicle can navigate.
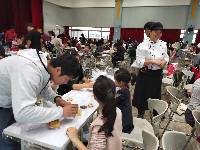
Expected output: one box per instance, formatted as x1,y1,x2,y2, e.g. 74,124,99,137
182,127,196,150
159,111,174,139
122,139,142,150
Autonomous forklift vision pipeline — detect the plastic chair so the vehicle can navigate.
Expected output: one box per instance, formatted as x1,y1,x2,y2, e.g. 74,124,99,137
182,70,194,80
161,86,187,138
190,110,200,150
180,69,194,89
142,130,159,150
181,110,200,150
122,117,154,148
193,110,200,135
162,131,187,150
122,130,159,150
148,99,168,136
166,86,187,116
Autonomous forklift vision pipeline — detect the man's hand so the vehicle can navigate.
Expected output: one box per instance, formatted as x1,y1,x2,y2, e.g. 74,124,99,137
55,97,71,107
63,104,78,118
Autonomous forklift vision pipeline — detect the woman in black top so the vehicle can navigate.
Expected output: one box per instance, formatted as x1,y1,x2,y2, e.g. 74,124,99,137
57,49,93,95
112,40,126,67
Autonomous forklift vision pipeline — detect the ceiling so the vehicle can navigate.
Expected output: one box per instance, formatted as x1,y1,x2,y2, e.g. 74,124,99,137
45,0,192,8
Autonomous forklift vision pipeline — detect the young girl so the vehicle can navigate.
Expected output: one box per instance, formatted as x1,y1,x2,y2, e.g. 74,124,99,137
66,76,122,150
114,68,134,133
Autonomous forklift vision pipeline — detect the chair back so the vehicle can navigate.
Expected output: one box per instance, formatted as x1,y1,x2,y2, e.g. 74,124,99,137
192,110,200,135
142,130,159,150
166,86,181,112
162,131,186,150
148,99,168,135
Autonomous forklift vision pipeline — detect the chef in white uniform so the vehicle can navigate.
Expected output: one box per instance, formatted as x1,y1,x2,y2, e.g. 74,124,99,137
132,22,169,118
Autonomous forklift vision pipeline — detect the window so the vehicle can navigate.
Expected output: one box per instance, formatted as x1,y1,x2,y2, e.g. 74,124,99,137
69,27,110,40
180,30,186,39
180,29,198,43
192,30,198,43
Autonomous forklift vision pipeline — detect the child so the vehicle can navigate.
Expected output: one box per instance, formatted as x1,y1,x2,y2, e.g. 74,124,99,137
67,76,122,150
114,68,134,133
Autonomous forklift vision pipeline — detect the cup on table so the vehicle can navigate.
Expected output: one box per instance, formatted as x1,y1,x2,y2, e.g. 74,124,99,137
71,104,79,114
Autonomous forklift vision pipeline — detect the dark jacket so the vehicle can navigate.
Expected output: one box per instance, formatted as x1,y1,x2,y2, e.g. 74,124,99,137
113,46,125,61
116,88,134,133
57,65,84,95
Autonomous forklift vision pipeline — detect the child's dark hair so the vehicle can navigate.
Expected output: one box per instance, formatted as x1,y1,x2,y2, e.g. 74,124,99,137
93,76,117,137
50,53,80,78
114,68,131,85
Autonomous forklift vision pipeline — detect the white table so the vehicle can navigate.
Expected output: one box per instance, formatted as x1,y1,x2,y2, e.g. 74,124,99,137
3,90,98,150
92,69,115,81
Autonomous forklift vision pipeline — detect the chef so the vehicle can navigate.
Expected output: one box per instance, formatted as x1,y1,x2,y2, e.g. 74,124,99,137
132,22,169,118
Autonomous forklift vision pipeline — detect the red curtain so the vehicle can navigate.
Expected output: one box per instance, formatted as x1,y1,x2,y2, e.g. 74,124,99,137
0,0,43,35
109,27,114,41
0,0,14,30
195,30,200,44
121,28,144,42
11,0,32,35
31,0,43,29
161,29,181,43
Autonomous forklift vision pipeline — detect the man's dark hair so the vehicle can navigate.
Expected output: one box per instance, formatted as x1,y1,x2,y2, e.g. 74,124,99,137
0,46,5,57
48,31,55,37
144,21,154,30
50,53,80,78
150,22,163,30
26,23,34,28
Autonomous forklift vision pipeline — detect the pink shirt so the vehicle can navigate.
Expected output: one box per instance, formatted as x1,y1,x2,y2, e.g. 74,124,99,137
88,108,122,150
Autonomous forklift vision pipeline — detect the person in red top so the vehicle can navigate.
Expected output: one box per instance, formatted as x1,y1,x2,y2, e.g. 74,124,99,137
5,27,17,48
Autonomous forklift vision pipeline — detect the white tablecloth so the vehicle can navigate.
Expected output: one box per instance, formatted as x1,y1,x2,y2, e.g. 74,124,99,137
92,69,114,81
3,90,98,150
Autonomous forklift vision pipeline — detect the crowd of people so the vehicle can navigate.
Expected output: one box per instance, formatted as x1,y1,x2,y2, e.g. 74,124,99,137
0,21,200,150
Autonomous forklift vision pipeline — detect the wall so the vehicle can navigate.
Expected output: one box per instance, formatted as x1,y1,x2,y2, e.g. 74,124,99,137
45,0,191,7
122,6,188,29
43,1,72,33
72,8,114,27
43,1,200,30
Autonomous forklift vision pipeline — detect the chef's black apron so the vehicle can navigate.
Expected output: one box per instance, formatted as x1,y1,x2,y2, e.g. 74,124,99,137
133,69,163,111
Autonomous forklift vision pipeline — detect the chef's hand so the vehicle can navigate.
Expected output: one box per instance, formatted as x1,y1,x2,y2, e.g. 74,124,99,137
55,97,71,107
153,59,166,68
158,60,167,68
63,104,78,118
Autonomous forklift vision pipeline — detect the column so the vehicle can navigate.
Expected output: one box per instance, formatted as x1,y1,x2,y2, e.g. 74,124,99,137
113,0,124,43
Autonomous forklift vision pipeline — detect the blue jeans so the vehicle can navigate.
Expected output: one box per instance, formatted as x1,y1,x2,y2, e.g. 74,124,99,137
0,108,20,150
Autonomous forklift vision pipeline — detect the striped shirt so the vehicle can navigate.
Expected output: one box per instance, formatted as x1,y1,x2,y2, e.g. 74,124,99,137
88,108,122,150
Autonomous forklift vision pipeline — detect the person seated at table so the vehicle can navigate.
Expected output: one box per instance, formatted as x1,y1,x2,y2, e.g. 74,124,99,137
185,78,200,127
83,43,92,56
114,68,134,133
57,49,93,95
0,45,5,59
112,40,126,68
66,75,122,150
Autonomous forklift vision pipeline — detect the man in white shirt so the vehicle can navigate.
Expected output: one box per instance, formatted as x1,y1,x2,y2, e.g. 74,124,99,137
0,49,80,149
